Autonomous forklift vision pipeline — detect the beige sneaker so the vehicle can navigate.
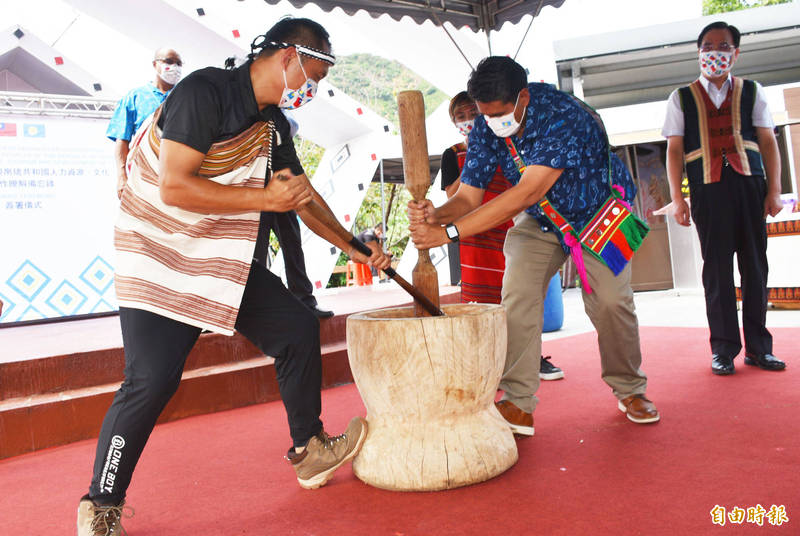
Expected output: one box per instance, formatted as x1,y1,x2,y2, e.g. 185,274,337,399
77,496,133,535
287,417,368,489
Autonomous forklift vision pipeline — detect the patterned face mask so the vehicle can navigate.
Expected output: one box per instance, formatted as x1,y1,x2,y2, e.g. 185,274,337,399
699,50,733,79
455,119,474,137
278,54,317,110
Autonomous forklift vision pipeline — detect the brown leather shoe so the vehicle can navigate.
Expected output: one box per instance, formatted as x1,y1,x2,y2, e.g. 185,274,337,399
618,394,660,424
495,400,534,436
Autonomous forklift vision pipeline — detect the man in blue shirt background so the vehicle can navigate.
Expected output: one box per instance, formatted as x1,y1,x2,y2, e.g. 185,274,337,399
107,47,182,197
408,56,659,437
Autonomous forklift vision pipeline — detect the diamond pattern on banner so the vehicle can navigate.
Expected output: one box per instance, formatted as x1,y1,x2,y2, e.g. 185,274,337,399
0,292,15,321
7,260,51,301
80,256,115,295
90,299,115,314
17,305,46,322
46,280,88,316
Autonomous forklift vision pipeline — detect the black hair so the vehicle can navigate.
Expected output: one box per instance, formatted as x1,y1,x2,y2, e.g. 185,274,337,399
697,21,741,48
249,17,331,61
448,91,474,121
467,56,527,104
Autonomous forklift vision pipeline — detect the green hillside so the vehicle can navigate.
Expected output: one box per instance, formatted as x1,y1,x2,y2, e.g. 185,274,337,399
286,53,448,286
326,53,448,130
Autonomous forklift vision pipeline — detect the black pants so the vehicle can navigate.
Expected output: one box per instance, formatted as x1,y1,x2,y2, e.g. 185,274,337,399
89,262,322,505
254,211,317,308
690,166,772,357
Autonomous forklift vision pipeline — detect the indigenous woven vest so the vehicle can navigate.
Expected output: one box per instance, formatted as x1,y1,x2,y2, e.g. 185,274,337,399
679,77,763,185
114,107,274,335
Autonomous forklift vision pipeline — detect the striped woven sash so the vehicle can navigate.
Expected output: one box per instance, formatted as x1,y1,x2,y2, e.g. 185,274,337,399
114,107,275,334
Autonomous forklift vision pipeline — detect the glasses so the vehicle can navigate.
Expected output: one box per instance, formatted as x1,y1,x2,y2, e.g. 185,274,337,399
700,43,734,52
156,58,183,66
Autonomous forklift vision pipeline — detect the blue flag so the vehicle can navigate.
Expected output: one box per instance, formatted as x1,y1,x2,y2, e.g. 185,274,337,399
23,124,46,138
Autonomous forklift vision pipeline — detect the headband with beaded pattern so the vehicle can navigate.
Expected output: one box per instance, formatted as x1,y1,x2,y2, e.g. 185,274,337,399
250,35,335,66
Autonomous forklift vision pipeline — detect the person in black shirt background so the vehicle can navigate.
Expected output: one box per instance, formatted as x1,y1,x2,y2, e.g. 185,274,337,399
255,114,334,318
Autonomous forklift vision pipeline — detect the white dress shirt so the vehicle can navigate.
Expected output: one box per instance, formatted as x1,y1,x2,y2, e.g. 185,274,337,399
661,75,774,138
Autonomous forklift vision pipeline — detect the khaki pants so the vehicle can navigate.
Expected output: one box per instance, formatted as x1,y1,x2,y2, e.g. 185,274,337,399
500,213,648,413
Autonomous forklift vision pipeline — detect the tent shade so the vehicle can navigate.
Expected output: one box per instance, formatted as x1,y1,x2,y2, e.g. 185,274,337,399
262,0,566,32
554,3,800,109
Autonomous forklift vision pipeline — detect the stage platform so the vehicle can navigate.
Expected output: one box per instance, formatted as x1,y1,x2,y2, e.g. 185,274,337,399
0,283,461,459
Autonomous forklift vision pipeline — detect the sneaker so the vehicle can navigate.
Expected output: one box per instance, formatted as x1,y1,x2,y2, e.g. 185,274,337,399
539,355,564,380
618,394,660,424
77,495,133,536
287,417,368,489
495,400,534,436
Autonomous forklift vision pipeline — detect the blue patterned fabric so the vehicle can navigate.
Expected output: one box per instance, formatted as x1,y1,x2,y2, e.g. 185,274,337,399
460,82,635,244
106,83,169,142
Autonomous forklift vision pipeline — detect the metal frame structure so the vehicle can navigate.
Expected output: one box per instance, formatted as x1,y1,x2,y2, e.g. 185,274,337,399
0,91,115,119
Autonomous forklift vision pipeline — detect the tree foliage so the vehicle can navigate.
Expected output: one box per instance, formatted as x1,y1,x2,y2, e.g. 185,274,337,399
325,53,445,265
270,53,447,286
325,53,448,133
702,0,792,15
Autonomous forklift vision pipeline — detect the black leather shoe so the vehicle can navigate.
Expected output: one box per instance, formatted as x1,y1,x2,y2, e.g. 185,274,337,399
310,306,334,319
744,353,786,371
711,354,735,375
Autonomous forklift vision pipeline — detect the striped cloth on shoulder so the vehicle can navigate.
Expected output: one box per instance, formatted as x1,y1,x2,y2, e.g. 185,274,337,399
114,107,274,335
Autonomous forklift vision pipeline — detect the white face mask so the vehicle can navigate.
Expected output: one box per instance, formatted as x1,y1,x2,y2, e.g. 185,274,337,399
157,63,182,86
699,50,734,79
278,54,317,110
455,119,474,137
484,92,521,138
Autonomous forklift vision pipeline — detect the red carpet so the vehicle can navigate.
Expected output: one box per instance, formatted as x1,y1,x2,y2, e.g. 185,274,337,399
1,327,798,535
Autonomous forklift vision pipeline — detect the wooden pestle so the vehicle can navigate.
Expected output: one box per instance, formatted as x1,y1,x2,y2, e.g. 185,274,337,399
397,90,440,317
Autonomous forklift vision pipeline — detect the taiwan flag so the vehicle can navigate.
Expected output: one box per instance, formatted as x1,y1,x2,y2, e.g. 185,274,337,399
23,124,46,138
0,122,17,136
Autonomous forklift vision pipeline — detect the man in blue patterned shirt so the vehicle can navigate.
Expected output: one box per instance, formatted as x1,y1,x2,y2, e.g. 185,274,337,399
409,57,659,436
106,48,182,197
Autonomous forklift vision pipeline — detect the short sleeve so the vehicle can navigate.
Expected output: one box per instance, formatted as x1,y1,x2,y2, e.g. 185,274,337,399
271,113,304,176
106,93,136,142
752,82,775,129
458,119,497,190
661,90,684,138
440,148,460,190
159,76,222,154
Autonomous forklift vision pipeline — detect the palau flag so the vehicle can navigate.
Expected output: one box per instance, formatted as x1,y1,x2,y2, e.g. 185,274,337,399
23,124,46,138
0,122,18,136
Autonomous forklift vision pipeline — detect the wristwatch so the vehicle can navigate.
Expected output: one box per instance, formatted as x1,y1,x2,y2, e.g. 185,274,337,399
445,223,460,242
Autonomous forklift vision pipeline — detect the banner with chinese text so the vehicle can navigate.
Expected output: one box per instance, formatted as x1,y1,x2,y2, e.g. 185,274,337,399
0,116,118,324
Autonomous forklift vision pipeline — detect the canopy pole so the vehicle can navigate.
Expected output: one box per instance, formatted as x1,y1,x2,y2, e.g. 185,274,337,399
430,11,475,71
486,29,492,56
513,0,547,61
379,159,386,253
513,15,535,61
